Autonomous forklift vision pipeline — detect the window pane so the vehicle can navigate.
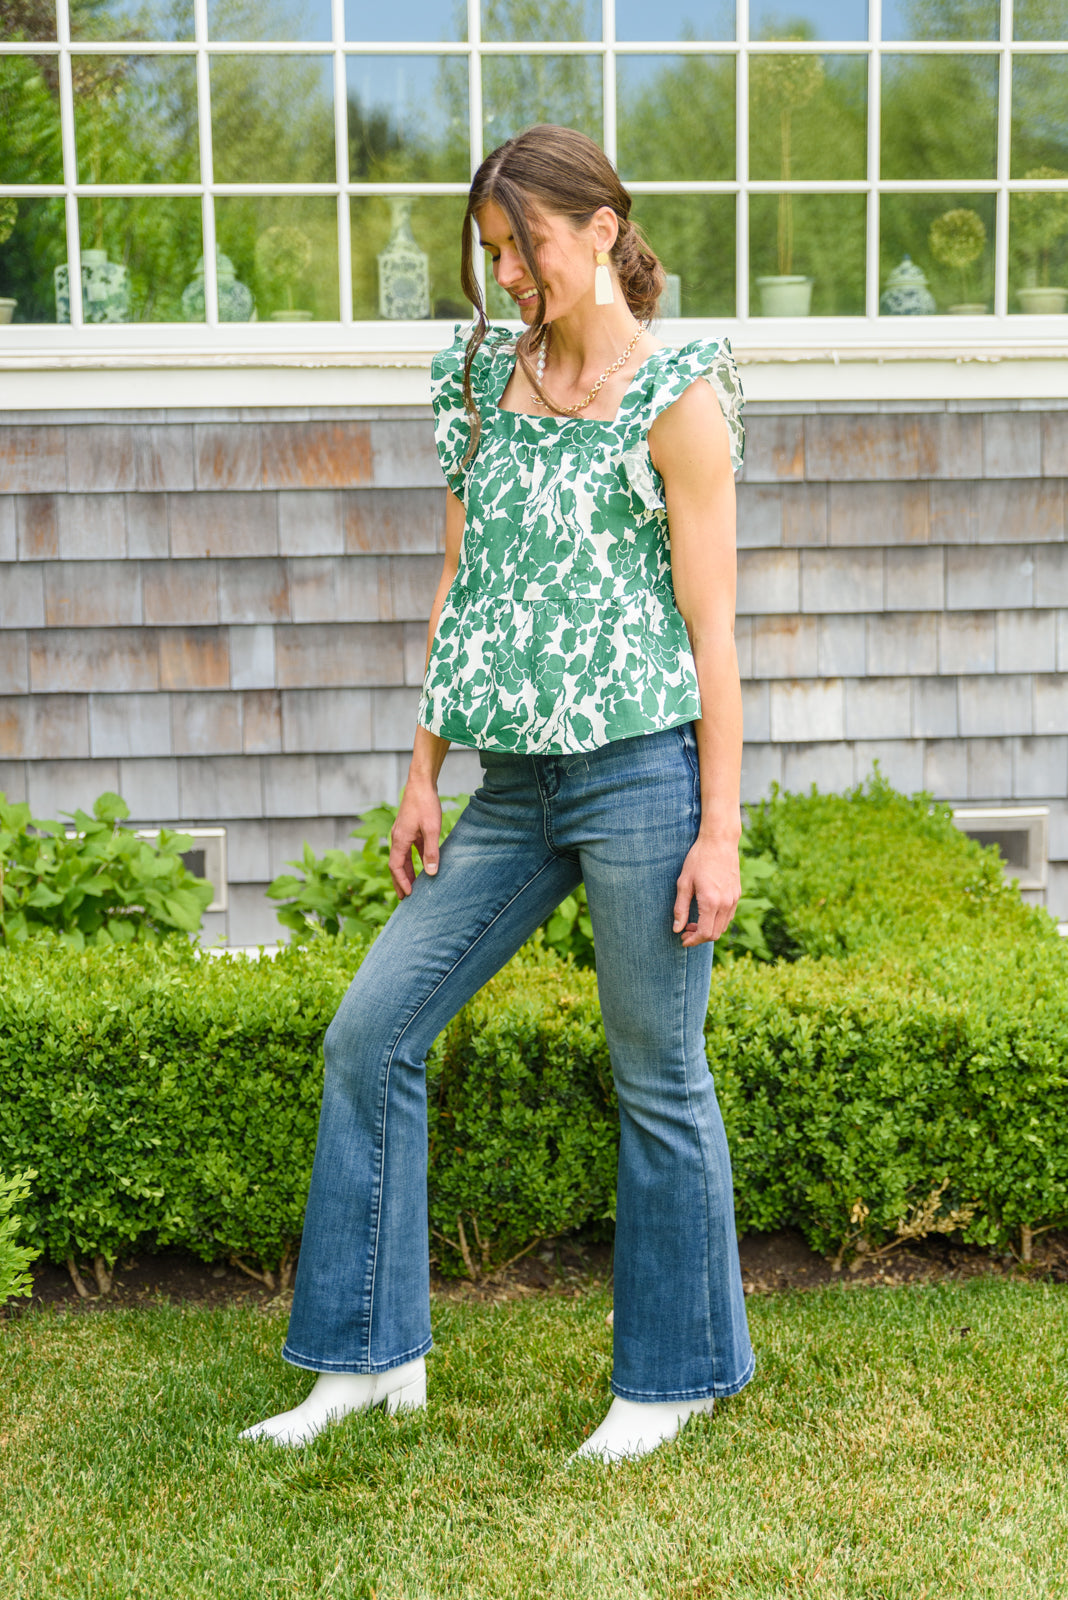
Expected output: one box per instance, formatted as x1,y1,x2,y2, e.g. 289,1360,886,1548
749,0,868,41
0,54,64,183
347,56,468,182
881,192,996,312
482,54,602,153
1011,55,1068,178
4,3,56,39
617,56,734,182
750,191,865,313
0,197,66,323
481,0,602,43
1014,0,1068,42
208,0,332,43
70,196,203,320
69,1,194,41
749,54,866,183
615,2,734,41
631,194,736,317
350,194,468,319
882,0,999,41
881,54,997,180
215,195,339,319
344,0,467,41
211,55,335,183
73,55,199,184
1010,185,1068,310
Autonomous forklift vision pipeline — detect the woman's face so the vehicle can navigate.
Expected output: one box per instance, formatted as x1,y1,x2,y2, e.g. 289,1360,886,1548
475,198,612,324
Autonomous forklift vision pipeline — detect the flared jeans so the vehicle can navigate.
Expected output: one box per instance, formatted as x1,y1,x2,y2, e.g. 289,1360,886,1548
283,721,755,1403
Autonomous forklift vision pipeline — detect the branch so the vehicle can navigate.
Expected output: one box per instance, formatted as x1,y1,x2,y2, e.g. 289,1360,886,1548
66,1257,91,1298
229,1254,276,1290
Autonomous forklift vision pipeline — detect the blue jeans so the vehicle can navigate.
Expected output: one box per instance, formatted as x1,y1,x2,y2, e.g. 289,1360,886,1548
283,722,755,1403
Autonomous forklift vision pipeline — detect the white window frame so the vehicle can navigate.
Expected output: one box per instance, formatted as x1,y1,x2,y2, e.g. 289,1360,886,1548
1,0,1066,361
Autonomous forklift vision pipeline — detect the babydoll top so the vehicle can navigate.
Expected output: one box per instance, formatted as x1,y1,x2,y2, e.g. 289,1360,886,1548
416,321,745,756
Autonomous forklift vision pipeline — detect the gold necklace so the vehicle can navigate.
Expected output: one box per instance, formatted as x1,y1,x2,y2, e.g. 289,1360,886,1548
530,321,648,415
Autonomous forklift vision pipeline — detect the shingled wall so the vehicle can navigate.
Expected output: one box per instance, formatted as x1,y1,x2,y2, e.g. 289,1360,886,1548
2,396,1067,944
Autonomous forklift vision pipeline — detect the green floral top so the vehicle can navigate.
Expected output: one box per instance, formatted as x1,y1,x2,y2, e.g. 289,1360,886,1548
417,322,745,755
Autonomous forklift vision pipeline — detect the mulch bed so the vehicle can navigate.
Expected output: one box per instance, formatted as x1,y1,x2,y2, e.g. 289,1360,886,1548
10,1226,1068,1318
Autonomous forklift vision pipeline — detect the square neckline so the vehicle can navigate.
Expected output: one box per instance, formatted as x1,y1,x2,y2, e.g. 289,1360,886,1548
493,340,668,428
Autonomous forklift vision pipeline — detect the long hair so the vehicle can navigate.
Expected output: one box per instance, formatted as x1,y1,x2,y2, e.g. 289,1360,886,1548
458,124,665,459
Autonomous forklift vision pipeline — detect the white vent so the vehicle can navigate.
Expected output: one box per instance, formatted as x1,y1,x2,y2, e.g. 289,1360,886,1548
135,827,229,913
951,807,1048,891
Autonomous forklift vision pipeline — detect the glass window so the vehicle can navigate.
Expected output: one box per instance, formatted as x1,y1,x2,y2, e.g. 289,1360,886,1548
617,56,735,183
881,192,996,312
69,1,195,41
481,0,602,44
631,195,736,317
72,54,200,185
211,55,335,184
344,0,467,41
0,197,67,324
751,191,866,314
0,54,64,184
1010,185,1068,309
882,0,999,41
4,2,57,39
347,56,469,182
215,195,339,319
208,0,333,43
70,196,203,320
614,2,735,42
1011,55,1068,177
881,54,998,180
482,54,602,154
1014,0,1068,43
350,194,468,320
749,52,866,183
749,0,868,42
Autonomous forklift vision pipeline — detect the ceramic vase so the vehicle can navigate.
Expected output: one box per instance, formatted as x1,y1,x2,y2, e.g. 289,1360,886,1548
54,248,129,323
659,273,682,319
947,303,988,314
755,274,813,315
1017,286,1068,314
0,297,16,325
377,198,430,320
879,255,936,315
181,251,255,322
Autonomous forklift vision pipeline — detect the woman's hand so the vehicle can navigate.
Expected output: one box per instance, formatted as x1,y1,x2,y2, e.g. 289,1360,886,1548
389,780,443,898
672,833,741,947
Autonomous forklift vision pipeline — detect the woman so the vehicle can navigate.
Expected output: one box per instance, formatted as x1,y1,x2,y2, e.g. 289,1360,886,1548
242,124,754,1463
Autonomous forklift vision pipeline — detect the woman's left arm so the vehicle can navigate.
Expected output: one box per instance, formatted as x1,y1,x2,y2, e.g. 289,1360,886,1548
649,379,742,948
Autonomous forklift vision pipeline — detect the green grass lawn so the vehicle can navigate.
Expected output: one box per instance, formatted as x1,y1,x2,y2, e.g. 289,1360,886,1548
3,1278,1066,1599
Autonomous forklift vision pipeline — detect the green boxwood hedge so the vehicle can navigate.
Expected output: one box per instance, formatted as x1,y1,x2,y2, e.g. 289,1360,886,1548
1,776,1065,1278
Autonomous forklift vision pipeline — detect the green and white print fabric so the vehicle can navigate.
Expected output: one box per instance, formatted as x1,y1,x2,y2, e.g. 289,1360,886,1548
417,322,745,756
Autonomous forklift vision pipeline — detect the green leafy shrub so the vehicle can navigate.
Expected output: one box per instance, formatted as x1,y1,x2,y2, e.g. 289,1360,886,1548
0,791,213,949
2,776,1064,1280
268,794,778,966
0,1169,39,1305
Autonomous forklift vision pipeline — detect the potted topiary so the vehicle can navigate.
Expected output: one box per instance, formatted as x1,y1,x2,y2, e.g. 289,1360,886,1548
751,44,824,316
0,198,18,324
255,225,313,321
928,207,987,313
1013,168,1068,314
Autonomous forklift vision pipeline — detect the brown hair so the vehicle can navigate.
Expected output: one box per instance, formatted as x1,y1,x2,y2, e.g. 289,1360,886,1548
457,124,665,457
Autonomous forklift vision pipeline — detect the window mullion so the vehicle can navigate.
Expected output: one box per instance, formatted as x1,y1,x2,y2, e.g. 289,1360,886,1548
332,0,352,327
867,0,882,320
54,0,83,330
468,0,485,307
736,0,749,321
603,0,616,166
995,0,1014,318
193,0,218,327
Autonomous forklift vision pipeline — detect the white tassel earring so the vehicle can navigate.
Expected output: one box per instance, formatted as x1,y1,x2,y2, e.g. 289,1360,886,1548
594,250,614,306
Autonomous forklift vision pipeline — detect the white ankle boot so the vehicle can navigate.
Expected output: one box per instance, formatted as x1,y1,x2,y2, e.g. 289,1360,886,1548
239,1357,426,1447
568,1393,716,1465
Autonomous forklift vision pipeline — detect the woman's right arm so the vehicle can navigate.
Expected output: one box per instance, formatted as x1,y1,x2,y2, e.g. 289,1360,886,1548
388,488,467,897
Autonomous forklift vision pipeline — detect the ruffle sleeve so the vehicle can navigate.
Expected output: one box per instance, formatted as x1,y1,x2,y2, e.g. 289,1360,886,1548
430,321,517,501
619,336,745,512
